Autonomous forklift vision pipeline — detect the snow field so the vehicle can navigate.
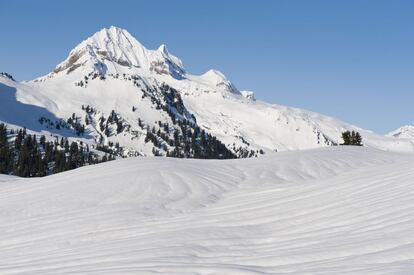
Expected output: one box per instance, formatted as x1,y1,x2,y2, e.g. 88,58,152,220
1,147,414,274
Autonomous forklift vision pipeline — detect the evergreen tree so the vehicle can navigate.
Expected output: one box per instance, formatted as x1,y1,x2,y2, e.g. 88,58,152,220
64,139,70,152
0,124,115,177
351,131,363,146
341,130,363,146
341,131,352,145
0,124,12,173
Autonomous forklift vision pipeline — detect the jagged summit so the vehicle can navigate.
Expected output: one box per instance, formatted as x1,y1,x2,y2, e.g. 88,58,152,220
35,27,240,89
45,26,185,79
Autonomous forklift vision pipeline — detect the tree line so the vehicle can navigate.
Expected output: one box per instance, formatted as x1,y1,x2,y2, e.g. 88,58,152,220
0,123,113,177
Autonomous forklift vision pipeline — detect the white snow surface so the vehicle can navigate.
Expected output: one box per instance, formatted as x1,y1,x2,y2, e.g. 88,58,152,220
241,90,256,100
1,147,414,274
388,125,414,140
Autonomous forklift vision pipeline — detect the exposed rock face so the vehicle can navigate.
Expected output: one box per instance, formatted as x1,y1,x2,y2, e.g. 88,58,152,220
53,51,85,74
0,72,15,81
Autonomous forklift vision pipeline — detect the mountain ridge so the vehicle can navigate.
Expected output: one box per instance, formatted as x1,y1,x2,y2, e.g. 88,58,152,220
36,26,185,82
1,26,413,158
387,125,414,139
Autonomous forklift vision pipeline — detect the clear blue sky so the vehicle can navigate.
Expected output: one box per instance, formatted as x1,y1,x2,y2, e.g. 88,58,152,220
1,1,413,133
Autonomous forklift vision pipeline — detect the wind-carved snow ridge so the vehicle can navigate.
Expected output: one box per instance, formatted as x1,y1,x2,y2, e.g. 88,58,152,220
1,147,414,274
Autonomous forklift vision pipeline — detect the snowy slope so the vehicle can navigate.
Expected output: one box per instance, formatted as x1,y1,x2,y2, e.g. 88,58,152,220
1,147,414,274
388,125,414,139
1,26,413,156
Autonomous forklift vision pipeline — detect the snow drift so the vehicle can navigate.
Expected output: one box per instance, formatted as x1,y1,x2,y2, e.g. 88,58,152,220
1,147,414,274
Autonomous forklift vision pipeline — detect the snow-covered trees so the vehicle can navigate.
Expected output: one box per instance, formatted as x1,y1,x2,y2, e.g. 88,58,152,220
0,123,113,177
66,113,85,136
144,119,236,159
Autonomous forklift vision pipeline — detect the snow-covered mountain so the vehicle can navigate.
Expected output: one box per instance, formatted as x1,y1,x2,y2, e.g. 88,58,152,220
1,26,413,157
387,125,414,140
